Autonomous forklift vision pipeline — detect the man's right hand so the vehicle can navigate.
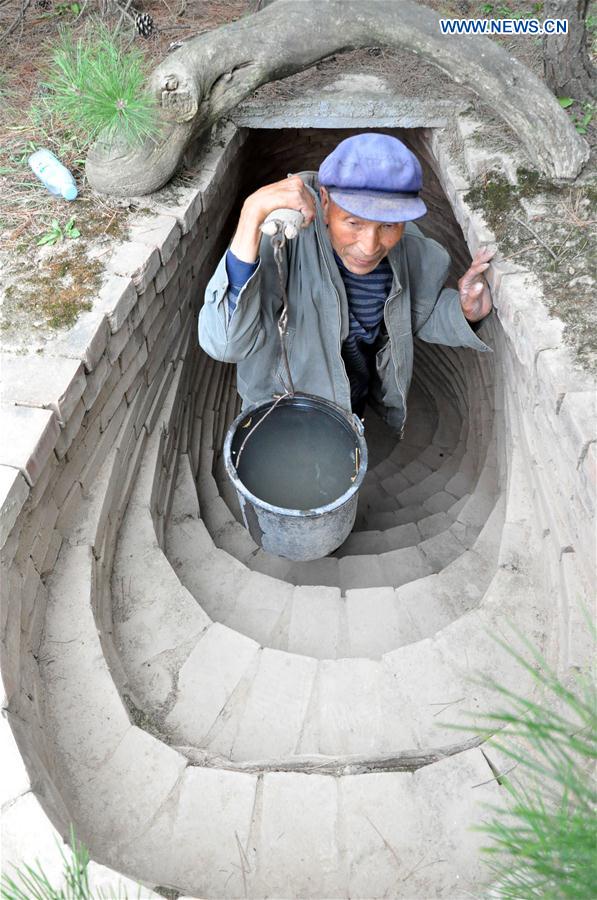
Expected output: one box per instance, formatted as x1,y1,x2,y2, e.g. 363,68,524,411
230,175,316,264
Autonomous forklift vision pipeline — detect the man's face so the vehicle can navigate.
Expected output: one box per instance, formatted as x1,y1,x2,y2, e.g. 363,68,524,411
320,187,405,275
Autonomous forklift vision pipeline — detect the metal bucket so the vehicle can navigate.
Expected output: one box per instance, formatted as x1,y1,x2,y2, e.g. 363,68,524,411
223,393,368,561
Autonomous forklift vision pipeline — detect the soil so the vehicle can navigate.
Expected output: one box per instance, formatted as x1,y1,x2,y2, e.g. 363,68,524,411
464,168,597,371
0,0,595,368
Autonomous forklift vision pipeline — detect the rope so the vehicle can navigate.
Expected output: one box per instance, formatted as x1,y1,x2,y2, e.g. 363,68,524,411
234,391,291,469
234,220,295,470
271,228,295,396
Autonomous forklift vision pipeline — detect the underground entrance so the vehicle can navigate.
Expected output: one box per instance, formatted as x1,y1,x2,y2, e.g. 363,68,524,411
2,83,593,900
158,124,502,660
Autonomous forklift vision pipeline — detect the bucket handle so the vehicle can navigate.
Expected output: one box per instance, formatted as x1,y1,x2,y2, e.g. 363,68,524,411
352,413,365,435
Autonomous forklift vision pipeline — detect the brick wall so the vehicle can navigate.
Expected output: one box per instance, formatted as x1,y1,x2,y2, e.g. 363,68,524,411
0,112,594,891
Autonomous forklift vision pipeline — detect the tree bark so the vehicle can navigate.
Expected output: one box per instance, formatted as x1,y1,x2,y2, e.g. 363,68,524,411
543,0,595,102
86,0,590,196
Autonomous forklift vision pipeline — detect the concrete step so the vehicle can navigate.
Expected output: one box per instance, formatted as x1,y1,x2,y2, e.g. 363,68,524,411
164,467,497,659
286,585,344,658
39,516,508,898
113,412,540,759
355,433,483,530
358,504,429,531
214,455,244,524
334,521,420,557
359,423,495,531
167,515,295,649
214,519,260,563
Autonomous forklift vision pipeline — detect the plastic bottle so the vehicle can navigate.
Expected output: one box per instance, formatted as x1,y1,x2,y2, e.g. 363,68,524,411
28,149,78,201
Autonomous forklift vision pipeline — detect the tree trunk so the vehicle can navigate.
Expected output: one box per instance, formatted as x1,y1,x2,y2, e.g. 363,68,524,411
86,0,590,196
543,0,595,102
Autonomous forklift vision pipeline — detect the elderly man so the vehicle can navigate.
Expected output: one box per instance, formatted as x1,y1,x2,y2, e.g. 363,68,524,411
198,133,493,434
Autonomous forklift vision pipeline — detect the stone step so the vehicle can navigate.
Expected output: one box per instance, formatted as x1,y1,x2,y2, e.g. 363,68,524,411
159,539,540,763
359,424,495,531
355,438,479,529
359,503,429,531
164,464,498,659
334,521,420,557
286,584,344,658
39,514,510,899
214,454,244,524
214,519,260,563
140,748,500,898
124,410,540,744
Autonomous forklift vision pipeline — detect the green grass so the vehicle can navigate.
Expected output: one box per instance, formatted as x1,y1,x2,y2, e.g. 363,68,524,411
42,19,158,148
0,824,144,899
467,627,596,899
1,824,91,900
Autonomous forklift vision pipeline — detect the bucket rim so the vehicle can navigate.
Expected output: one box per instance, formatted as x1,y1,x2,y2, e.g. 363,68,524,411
223,392,368,518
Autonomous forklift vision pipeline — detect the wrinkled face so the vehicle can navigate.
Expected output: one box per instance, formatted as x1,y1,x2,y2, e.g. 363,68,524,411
320,187,405,275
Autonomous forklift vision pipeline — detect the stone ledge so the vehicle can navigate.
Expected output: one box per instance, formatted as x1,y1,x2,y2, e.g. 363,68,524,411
558,392,597,466
1,355,86,425
127,213,181,266
95,274,138,334
231,82,458,130
48,309,111,373
0,467,29,550
105,241,161,295
148,184,203,235
0,405,60,487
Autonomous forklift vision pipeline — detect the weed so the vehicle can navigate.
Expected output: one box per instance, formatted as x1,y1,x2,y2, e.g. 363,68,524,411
36,215,81,245
479,3,542,19
573,103,593,136
459,626,597,899
464,167,560,243
557,97,594,135
36,218,64,246
54,1,83,16
0,823,146,899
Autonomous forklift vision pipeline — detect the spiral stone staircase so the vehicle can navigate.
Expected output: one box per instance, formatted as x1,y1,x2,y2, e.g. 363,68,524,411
1,80,595,899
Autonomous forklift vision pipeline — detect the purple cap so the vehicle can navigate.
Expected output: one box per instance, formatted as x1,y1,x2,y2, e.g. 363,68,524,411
318,133,427,223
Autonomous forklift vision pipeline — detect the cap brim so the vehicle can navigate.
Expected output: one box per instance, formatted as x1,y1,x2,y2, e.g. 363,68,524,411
329,189,427,223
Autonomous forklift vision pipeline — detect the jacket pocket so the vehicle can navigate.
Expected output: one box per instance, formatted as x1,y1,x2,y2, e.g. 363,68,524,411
375,338,391,373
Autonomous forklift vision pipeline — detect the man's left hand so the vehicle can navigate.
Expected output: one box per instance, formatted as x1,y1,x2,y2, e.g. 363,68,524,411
458,247,495,323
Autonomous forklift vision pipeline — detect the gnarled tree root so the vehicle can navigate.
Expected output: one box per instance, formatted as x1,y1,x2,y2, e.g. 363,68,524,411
85,0,590,196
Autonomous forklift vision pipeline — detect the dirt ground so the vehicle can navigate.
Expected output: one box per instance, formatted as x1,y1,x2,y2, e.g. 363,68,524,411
0,0,595,368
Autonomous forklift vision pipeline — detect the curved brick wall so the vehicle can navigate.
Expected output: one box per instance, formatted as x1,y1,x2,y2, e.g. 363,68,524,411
1,99,594,898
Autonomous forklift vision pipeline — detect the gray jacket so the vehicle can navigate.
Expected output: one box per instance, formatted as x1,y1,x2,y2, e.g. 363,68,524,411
198,172,491,432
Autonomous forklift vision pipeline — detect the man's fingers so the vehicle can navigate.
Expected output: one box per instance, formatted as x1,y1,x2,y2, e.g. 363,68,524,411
463,263,490,282
473,246,496,263
463,282,484,299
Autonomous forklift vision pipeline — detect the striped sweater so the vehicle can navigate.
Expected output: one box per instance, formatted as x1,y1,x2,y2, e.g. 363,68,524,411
225,249,394,410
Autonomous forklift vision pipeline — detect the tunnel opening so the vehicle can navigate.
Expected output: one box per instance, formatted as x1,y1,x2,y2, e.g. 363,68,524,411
160,124,503,660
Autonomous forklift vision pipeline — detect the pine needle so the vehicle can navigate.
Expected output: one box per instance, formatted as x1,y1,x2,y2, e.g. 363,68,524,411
41,18,158,148
461,621,597,899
